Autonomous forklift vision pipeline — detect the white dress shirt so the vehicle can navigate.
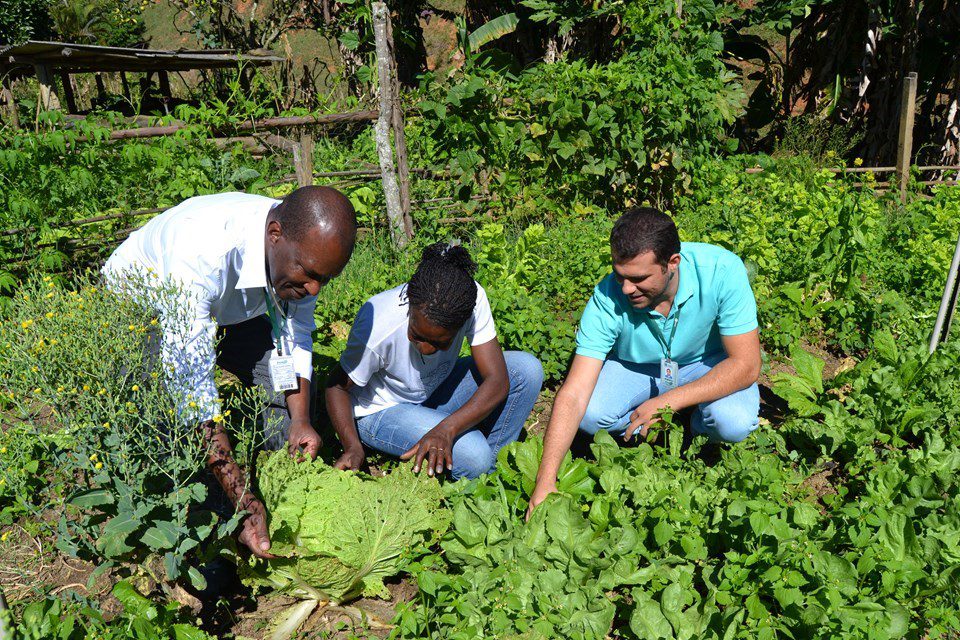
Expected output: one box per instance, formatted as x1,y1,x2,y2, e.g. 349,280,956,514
103,192,317,421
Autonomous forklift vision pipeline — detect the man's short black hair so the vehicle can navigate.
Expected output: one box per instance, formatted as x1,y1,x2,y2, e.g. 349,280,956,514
610,206,680,266
271,186,356,242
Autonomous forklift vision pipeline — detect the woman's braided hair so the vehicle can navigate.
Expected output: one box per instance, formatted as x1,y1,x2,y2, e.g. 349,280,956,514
405,241,478,330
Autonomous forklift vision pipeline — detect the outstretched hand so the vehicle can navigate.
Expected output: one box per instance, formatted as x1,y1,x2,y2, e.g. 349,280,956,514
237,497,276,560
287,419,321,460
624,396,673,442
401,425,454,477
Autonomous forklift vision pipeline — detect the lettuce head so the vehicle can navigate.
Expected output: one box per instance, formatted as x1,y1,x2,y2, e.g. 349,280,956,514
240,450,450,605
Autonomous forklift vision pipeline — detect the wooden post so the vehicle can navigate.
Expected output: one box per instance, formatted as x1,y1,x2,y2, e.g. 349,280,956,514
372,1,412,248
1,70,19,129
33,64,61,111
896,71,918,202
292,130,315,187
384,5,414,234
158,71,172,97
120,72,133,103
59,71,77,113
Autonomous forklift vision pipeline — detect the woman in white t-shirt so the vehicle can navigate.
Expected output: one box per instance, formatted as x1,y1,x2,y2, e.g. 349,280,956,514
325,242,544,479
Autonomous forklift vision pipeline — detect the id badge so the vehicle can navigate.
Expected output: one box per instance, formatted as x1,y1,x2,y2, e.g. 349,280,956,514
660,358,680,391
269,354,298,392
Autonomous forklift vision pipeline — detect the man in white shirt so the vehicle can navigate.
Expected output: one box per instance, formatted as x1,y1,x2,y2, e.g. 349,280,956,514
103,186,356,558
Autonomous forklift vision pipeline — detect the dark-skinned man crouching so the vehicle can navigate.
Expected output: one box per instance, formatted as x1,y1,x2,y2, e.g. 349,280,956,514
102,186,356,560
528,207,762,519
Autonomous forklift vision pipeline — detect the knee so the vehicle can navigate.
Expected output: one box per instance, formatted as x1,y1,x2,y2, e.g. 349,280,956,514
579,401,620,436
451,439,494,480
703,404,759,443
505,351,544,392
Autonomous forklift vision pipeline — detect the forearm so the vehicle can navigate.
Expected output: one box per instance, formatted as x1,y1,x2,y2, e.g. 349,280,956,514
325,385,364,452
437,373,509,437
285,376,311,425
203,421,253,508
660,357,758,410
535,390,587,487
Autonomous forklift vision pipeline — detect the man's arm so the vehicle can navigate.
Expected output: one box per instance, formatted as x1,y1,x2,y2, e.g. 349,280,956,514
527,355,604,518
625,329,761,439
325,365,366,470
203,420,275,559
401,339,510,476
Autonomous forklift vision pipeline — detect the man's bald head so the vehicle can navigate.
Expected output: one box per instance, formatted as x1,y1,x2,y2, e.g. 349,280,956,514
269,185,357,245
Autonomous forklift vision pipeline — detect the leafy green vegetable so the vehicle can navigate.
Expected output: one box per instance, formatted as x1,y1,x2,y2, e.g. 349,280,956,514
242,450,449,603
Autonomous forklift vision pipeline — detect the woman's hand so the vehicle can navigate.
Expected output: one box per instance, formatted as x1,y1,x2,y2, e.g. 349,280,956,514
401,424,455,477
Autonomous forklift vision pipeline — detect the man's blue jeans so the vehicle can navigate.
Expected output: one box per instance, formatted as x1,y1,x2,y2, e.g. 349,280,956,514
580,353,760,443
356,351,544,479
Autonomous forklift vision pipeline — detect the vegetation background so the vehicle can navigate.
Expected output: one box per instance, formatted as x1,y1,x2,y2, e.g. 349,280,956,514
1,1,960,639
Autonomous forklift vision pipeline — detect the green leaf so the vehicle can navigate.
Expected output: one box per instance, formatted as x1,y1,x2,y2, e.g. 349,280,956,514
141,521,179,551
630,590,672,639
468,13,519,51
653,521,674,547
69,489,115,509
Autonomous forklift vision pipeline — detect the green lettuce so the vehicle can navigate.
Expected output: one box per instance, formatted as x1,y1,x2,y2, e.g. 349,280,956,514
241,450,449,604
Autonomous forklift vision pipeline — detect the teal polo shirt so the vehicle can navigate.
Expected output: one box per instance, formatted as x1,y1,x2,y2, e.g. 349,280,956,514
575,242,757,365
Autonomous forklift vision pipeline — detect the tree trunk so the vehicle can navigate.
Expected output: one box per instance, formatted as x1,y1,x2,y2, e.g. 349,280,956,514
372,2,411,249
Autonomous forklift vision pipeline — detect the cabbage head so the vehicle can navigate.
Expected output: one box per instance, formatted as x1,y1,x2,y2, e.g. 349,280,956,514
240,450,450,604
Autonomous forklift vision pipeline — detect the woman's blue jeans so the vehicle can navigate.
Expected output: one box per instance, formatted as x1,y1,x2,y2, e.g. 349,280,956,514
356,351,544,479
580,353,760,443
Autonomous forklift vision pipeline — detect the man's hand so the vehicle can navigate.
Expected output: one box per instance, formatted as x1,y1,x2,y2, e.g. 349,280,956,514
401,425,455,477
625,395,673,441
333,446,366,471
237,497,276,560
287,419,321,460
525,481,557,521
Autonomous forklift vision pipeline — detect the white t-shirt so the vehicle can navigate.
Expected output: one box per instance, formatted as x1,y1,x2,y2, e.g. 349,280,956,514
340,283,497,417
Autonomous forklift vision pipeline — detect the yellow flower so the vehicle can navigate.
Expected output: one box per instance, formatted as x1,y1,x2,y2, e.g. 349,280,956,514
150,372,159,379
150,318,158,326
43,275,51,282
188,401,197,408
0,532,8,542
89,453,98,461
94,462,103,470
45,312,54,319
20,319,33,329
45,292,54,299
854,157,863,167
132,385,140,392
212,414,223,423
826,150,836,158
47,281,54,288
57,386,64,393
102,422,110,428
33,388,41,394
83,385,90,392
98,388,106,395
0,447,6,454
128,324,136,331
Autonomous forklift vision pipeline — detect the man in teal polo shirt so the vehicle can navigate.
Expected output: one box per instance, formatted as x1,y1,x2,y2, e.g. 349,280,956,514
528,206,761,516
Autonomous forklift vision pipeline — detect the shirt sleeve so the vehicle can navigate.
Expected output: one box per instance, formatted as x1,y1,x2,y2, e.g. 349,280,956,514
339,301,384,387
467,284,497,346
286,298,317,381
575,275,622,361
716,256,759,336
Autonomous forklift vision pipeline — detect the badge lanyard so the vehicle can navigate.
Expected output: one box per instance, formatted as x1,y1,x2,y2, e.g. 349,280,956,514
264,286,299,392
646,304,683,390
263,286,290,356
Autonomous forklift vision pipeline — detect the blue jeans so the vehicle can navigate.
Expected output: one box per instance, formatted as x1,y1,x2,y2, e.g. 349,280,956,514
356,351,544,479
580,353,760,443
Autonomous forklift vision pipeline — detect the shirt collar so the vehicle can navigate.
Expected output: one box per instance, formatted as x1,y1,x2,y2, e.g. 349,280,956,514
235,208,272,290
